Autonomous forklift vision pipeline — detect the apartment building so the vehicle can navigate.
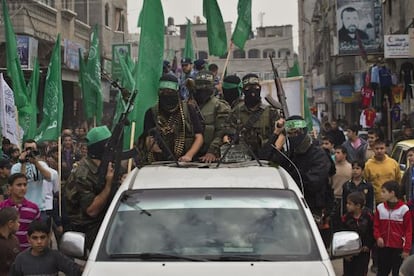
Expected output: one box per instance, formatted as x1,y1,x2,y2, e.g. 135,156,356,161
0,0,128,128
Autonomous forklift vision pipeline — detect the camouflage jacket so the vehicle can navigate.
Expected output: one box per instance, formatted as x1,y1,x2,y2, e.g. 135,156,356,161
64,157,104,228
226,102,279,156
199,96,231,156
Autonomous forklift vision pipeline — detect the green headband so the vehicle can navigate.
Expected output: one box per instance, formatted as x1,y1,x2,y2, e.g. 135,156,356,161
159,81,179,91
222,82,242,90
285,119,307,130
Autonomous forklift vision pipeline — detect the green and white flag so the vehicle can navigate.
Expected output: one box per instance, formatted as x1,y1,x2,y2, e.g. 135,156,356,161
24,58,40,140
0,73,23,146
203,0,227,57
183,19,195,60
232,0,252,50
131,0,164,139
80,25,103,125
35,35,63,142
3,0,39,141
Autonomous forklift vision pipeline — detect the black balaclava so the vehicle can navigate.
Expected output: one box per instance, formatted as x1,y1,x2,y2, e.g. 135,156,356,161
159,74,180,112
242,73,261,109
222,75,241,106
87,139,109,160
285,115,310,152
194,70,214,106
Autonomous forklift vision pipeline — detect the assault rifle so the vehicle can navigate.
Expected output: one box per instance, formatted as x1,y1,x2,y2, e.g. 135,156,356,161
269,55,289,118
95,77,139,193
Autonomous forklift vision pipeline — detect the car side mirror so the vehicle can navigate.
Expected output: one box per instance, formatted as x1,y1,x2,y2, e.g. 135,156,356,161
59,231,86,258
331,231,361,258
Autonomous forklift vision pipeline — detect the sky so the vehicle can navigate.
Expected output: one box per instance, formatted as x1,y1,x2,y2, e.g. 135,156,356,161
126,0,299,52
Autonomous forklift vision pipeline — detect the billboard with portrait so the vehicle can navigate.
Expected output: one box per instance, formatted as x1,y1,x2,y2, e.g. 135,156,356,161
336,0,382,56
16,36,38,69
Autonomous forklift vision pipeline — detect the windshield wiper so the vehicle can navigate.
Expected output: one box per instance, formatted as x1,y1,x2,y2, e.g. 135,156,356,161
120,194,152,216
109,252,208,262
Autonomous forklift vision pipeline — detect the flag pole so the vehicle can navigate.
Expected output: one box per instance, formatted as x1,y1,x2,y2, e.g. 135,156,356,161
220,41,234,83
58,135,62,217
127,121,136,173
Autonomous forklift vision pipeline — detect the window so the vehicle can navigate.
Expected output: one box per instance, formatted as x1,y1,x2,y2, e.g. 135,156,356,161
248,49,260,58
198,51,208,60
115,8,124,32
233,49,245,59
195,30,208,37
263,48,275,58
105,4,110,27
278,48,290,59
39,0,55,7
75,0,87,23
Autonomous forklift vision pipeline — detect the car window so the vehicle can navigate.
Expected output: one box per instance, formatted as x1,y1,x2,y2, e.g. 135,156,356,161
400,150,408,170
98,188,320,261
391,146,403,163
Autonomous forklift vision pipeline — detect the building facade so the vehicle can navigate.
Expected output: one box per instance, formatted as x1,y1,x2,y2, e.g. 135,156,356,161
162,20,295,80
299,0,414,137
0,0,128,129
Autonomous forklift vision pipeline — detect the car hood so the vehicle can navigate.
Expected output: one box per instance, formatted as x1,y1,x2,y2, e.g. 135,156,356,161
83,260,334,276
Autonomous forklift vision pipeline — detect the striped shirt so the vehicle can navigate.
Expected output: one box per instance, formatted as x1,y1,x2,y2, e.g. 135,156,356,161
0,198,40,251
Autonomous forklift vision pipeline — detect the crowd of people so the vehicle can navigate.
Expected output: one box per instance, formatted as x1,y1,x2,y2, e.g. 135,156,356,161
0,57,414,275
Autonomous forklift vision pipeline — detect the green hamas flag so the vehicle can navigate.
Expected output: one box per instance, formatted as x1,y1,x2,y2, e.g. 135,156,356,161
183,19,195,60
23,58,39,141
117,50,135,92
3,0,41,140
232,0,252,50
304,89,313,131
203,0,227,57
35,35,63,142
3,0,27,109
131,0,164,139
82,25,103,125
287,60,301,78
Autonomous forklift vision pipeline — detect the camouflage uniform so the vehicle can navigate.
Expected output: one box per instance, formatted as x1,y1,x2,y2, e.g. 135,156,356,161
226,102,279,157
64,156,103,250
199,95,231,157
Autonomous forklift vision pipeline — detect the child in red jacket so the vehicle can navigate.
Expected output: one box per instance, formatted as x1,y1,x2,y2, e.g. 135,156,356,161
374,180,412,276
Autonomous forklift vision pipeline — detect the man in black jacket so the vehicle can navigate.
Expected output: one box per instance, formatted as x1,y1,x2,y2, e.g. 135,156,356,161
260,115,334,219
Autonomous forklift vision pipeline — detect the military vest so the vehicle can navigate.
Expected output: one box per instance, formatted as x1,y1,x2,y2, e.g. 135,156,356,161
199,96,231,155
150,103,195,161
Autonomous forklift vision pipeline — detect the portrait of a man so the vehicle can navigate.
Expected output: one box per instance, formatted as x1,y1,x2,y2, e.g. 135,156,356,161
338,6,369,44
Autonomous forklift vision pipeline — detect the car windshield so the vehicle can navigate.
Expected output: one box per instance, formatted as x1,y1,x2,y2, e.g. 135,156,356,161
98,188,320,261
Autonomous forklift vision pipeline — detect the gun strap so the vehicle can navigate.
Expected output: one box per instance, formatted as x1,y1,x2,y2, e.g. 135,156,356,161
243,107,265,130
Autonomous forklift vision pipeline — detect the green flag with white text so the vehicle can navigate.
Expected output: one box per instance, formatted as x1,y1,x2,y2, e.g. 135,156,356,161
24,58,39,141
82,25,103,125
183,19,195,60
131,0,164,139
203,0,227,57
232,0,252,50
35,35,63,142
2,0,27,109
3,0,41,141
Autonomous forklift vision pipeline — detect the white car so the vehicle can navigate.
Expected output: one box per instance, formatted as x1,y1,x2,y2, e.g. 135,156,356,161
61,161,360,276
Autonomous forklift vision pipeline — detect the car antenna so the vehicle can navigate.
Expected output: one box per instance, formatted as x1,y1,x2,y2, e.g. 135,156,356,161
271,144,304,193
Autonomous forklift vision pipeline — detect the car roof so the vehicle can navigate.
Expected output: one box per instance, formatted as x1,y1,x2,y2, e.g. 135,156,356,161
395,139,414,148
122,162,300,193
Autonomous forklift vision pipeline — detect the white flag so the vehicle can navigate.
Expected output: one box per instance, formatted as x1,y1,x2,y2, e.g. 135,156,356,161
0,73,23,146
